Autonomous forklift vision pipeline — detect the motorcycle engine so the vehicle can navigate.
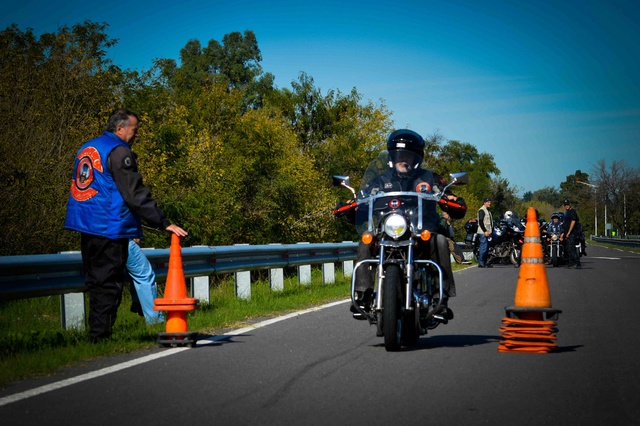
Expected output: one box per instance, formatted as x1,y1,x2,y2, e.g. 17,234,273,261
492,242,511,258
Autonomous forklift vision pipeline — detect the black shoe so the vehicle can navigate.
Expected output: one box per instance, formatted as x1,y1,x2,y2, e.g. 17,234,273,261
350,290,372,319
485,264,493,268
434,299,454,321
567,264,576,269
478,264,486,268
440,306,454,320
576,264,582,269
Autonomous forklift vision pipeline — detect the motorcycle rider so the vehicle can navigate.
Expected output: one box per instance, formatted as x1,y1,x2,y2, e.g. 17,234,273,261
561,199,582,269
544,212,563,264
476,197,493,267
346,129,467,320
548,212,563,235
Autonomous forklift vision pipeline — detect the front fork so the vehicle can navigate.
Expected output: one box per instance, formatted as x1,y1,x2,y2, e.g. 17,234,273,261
350,241,444,321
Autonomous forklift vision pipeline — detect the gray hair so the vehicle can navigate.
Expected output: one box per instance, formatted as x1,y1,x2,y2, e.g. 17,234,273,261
106,108,139,133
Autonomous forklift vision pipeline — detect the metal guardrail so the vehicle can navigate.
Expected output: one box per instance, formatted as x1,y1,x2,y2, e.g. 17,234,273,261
0,242,358,302
0,242,358,330
590,236,640,249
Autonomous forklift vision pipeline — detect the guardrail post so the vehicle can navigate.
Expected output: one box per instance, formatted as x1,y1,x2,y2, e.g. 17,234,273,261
187,246,210,302
235,271,251,300
342,241,354,277
192,276,210,303
58,251,85,330
322,262,335,284
234,244,251,300
269,268,284,291
297,242,312,285
60,292,86,330
268,244,284,291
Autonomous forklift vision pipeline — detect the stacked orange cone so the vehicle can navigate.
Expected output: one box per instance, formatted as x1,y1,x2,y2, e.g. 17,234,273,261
498,207,561,353
154,234,198,347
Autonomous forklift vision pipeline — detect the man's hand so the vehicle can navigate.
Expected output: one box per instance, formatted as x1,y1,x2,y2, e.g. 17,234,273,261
166,224,188,237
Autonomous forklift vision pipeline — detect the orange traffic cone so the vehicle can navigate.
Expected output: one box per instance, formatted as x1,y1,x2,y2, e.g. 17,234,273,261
513,207,552,312
499,207,561,353
154,234,198,347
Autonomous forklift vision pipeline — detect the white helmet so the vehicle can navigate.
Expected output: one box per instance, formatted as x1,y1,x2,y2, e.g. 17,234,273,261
504,211,513,220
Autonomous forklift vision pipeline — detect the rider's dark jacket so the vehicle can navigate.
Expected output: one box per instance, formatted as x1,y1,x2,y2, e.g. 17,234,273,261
359,167,465,232
548,220,563,235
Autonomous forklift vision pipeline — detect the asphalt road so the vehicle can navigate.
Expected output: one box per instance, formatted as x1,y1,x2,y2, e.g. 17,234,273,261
2,244,640,425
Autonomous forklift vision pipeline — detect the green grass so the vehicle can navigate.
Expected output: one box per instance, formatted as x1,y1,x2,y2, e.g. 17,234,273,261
0,262,477,389
0,268,351,389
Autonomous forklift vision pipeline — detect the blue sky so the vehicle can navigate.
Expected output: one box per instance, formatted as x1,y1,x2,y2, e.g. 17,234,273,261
3,0,639,196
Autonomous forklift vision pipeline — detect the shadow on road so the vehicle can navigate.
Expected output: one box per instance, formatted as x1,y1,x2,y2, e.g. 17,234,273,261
417,334,500,349
374,334,583,353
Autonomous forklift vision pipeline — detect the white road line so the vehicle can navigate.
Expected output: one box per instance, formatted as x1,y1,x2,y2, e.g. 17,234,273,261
589,257,620,260
0,298,350,407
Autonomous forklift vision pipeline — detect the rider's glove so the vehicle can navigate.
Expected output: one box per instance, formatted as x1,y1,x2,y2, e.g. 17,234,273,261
333,199,357,223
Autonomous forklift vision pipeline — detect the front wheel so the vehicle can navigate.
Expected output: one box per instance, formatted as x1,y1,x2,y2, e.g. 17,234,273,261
510,247,521,267
383,264,402,351
551,244,558,267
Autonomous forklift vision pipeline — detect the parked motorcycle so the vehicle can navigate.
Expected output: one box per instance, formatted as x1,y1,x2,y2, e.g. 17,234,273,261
332,154,468,351
464,213,524,267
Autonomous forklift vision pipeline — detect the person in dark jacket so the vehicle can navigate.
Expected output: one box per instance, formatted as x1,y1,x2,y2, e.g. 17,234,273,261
561,199,582,269
65,109,187,343
348,129,467,320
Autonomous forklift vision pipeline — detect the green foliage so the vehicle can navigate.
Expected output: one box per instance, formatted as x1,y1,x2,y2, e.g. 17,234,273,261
434,140,499,200
3,21,597,255
0,22,123,255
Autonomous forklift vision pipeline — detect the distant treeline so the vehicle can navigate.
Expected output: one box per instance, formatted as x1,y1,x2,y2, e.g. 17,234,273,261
1,22,637,255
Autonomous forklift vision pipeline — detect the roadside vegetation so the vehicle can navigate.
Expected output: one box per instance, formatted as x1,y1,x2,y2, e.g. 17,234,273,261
2,22,637,258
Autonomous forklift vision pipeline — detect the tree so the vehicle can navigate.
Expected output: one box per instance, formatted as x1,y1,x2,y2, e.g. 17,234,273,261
434,140,499,205
591,160,639,237
0,22,122,255
530,186,563,207
489,177,521,219
154,30,274,109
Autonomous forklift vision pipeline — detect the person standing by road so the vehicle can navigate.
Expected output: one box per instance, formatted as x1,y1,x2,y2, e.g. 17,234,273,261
561,199,582,269
476,197,493,268
65,108,187,343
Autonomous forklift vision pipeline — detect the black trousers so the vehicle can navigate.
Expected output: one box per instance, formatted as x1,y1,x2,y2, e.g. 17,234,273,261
80,233,129,342
566,233,581,267
354,233,456,298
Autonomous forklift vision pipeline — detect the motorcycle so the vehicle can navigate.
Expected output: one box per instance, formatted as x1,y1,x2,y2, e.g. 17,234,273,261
332,154,468,351
542,212,566,267
464,213,524,267
546,230,565,267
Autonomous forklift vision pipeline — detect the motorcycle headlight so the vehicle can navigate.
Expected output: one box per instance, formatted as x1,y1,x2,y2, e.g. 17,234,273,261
383,214,407,239
551,234,558,241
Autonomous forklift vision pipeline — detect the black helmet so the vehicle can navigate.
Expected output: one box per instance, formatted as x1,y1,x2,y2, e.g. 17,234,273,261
387,129,425,158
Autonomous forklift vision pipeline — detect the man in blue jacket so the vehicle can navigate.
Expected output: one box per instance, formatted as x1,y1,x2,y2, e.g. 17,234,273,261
65,109,187,343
